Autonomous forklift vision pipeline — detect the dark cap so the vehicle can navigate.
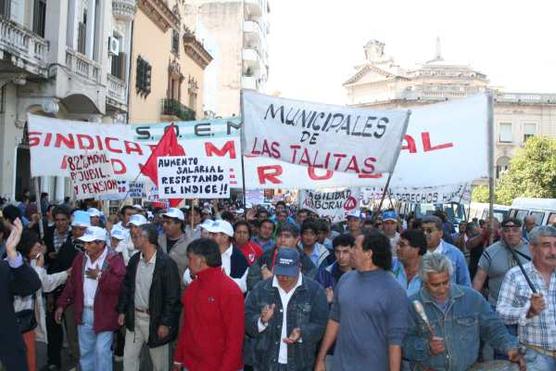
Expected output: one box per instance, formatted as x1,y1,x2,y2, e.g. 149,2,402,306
273,248,301,277
501,217,522,228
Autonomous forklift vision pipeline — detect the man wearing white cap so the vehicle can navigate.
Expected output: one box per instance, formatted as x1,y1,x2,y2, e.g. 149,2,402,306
44,208,90,370
158,208,192,279
183,220,249,293
125,213,148,260
55,226,126,371
110,225,130,265
87,208,102,227
345,210,363,237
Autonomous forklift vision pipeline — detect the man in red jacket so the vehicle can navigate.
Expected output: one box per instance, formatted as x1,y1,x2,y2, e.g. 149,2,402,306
173,238,244,371
55,226,126,371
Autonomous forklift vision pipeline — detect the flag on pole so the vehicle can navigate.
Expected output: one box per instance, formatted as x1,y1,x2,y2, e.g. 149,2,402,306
140,125,185,207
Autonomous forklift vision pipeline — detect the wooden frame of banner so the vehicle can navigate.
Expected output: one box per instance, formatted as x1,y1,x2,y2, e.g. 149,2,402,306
376,110,412,213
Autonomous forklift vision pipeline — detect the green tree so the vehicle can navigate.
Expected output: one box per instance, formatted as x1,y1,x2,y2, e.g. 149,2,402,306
471,185,490,203
496,136,556,205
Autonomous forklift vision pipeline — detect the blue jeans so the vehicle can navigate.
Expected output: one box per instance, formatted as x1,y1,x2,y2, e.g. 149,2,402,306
525,348,556,371
78,308,113,371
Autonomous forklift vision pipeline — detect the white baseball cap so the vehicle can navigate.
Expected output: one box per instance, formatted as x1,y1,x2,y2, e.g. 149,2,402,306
346,209,362,220
162,208,185,221
133,204,144,211
200,219,214,231
72,210,91,227
78,226,107,242
87,208,101,217
128,214,147,226
205,219,234,237
111,225,126,240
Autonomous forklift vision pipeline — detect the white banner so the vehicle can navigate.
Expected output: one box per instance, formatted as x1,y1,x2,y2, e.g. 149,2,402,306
362,183,471,204
157,156,230,199
68,151,118,199
244,156,386,189
245,189,265,206
243,94,489,189
241,90,409,175
300,189,362,222
27,115,242,183
100,181,147,201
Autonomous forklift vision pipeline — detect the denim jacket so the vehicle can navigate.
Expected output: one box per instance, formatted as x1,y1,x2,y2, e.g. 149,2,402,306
403,285,517,371
245,275,328,371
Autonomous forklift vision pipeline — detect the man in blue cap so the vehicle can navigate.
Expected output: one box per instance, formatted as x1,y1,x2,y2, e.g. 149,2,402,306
245,247,328,371
382,210,400,256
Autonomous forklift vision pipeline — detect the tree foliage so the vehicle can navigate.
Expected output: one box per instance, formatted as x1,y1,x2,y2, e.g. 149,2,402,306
471,185,490,203
496,137,556,205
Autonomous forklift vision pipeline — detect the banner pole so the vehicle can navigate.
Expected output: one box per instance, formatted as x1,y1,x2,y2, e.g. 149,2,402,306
486,93,495,244
376,109,412,213
239,89,248,208
33,177,44,239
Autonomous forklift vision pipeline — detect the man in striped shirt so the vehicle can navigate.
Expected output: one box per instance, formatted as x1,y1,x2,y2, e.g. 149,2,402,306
497,225,556,370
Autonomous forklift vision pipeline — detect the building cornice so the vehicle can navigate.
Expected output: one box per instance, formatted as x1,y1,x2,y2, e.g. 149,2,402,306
343,64,408,86
137,0,179,32
182,28,213,69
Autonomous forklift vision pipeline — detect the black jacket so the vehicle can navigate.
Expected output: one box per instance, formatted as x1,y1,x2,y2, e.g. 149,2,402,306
0,258,41,370
117,249,181,347
44,226,81,274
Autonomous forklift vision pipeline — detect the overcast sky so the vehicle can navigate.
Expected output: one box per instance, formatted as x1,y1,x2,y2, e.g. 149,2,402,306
265,0,556,104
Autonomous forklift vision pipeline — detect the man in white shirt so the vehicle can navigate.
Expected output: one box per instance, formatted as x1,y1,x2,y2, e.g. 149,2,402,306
55,226,126,371
183,220,249,293
245,248,328,370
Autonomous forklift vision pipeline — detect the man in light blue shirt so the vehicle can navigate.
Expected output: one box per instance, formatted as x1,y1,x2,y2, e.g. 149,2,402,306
392,229,427,297
422,216,471,287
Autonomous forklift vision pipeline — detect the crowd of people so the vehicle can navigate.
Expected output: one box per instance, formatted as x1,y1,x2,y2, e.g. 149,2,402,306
1,194,555,371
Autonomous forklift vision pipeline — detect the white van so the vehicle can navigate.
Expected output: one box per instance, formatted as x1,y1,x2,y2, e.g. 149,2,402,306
468,202,511,223
508,198,556,226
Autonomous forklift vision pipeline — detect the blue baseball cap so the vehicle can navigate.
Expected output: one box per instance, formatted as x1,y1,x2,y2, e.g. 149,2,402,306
72,210,91,227
382,210,398,222
273,248,300,277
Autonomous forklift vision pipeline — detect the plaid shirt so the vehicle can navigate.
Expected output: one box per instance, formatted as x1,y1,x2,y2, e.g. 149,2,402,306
496,262,556,351
53,228,70,252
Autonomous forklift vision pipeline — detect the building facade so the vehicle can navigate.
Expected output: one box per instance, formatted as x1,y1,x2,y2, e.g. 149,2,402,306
184,0,270,116
344,40,556,179
0,0,136,201
128,0,212,123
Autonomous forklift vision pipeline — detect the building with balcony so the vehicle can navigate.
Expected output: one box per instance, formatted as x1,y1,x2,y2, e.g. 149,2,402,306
128,0,211,123
183,0,270,116
344,39,556,180
0,0,137,201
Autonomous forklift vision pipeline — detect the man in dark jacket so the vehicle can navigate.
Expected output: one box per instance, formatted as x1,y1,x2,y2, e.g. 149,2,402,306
0,218,41,371
117,223,181,371
55,226,126,371
245,248,328,371
44,208,90,370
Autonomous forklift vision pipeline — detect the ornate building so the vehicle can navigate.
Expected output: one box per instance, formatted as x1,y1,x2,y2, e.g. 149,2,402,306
344,40,556,179
128,0,212,123
0,0,136,201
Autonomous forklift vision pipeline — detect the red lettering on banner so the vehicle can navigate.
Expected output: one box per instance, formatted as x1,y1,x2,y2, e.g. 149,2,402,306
422,132,453,152
257,165,283,184
28,131,41,147
105,137,122,153
54,133,76,149
307,167,334,180
110,158,126,175
77,134,94,150
206,140,236,159
360,157,377,175
125,141,143,155
401,135,416,153
44,133,52,147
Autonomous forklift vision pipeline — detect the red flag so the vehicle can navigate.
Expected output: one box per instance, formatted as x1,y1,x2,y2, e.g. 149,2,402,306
140,125,185,207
